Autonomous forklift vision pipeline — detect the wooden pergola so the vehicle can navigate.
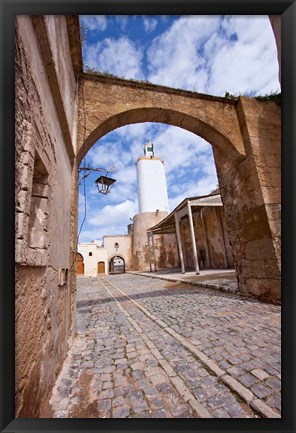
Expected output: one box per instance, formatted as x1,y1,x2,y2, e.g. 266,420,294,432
147,191,226,274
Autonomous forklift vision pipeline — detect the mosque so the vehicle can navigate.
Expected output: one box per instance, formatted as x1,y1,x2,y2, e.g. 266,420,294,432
77,142,234,276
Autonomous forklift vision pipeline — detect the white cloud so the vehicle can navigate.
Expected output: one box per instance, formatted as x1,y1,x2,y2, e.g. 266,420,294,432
88,199,137,227
115,16,129,31
146,15,280,95
206,16,280,96
78,229,103,244
150,125,213,175
84,37,144,79
147,16,220,91
168,171,218,211
87,139,132,170
143,17,157,33
80,15,107,32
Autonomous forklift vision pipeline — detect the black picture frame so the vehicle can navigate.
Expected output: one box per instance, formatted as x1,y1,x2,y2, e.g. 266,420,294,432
1,1,295,432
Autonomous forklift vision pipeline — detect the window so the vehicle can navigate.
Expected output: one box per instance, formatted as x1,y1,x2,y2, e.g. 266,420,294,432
89,252,92,256
114,242,119,249
28,151,49,250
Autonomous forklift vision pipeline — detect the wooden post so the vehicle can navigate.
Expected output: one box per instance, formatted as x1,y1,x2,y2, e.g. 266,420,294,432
151,231,157,272
147,232,152,272
187,203,200,275
174,212,185,274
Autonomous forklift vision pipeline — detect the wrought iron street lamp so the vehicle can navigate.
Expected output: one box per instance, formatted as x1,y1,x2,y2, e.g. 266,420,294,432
78,165,117,195
95,175,116,195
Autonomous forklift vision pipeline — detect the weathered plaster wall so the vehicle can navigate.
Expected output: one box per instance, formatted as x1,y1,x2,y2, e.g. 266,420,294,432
104,235,133,271
15,16,77,417
78,243,101,276
180,207,233,271
43,16,77,137
133,212,179,270
77,236,132,276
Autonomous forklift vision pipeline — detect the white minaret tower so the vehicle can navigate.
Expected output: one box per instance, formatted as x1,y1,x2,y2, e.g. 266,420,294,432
132,142,173,271
136,142,169,213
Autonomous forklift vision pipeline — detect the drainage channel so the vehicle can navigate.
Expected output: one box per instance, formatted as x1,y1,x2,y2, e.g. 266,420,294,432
100,278,276,418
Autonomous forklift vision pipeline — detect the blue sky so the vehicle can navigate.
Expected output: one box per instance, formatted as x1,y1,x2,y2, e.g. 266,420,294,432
78,15,280,244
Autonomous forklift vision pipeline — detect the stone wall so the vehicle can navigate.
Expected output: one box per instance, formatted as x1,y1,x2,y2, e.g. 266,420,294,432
15,16,77,417
213,97,281,302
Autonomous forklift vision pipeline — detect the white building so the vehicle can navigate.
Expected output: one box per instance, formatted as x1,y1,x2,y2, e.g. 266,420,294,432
77,234,132,277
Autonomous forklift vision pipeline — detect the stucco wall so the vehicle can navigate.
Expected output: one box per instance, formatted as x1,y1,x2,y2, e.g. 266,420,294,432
78,243,102,276
104,235,133,271
77,236,132,276
43,16,77,138
133,212,179,270
179,207,233,271
15,16,77,417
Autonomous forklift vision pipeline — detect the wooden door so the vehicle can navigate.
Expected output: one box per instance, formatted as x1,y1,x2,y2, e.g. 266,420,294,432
76,254,84,274
98,261,105,274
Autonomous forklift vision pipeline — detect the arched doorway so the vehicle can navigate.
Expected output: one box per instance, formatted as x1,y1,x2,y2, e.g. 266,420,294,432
98,261,105,275
76,253,84,275
109,256,125,274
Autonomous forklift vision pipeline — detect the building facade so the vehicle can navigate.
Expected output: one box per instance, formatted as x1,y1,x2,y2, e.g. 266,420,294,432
77,235,133,276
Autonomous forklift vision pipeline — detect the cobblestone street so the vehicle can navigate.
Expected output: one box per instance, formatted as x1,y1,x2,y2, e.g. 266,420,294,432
47,274,281,419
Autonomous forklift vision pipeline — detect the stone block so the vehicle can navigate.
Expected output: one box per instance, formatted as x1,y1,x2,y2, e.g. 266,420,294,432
15,239,26,264
32,183,49,198
30,196,48,216
246,278,281,299
242,259,280,279
221,375,253,403
251,368,270,381
245,239,277,261
28,228,47,249
16,212,29,240
16,189,31,213
16,163,33,190
251,398,280,418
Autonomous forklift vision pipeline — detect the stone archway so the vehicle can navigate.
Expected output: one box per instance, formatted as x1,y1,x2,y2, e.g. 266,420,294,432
75,74,281,302
77,75,246,165
109,256,125,274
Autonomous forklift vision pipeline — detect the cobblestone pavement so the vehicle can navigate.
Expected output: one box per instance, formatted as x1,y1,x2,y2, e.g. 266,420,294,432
48,274,281,419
